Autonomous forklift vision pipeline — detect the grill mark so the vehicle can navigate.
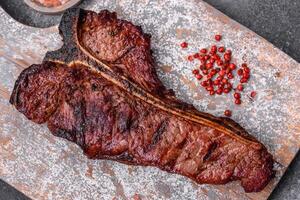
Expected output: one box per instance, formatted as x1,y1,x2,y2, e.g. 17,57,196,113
177,138,188,149
160,138,188,171
117,111,132,133
150,119,169,148
73,100,86,147
91,83,98,91
203,142,218,162
113,46,135,63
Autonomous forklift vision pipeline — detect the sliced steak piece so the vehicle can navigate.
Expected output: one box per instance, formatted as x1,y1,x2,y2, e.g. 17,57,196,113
10,8,274,193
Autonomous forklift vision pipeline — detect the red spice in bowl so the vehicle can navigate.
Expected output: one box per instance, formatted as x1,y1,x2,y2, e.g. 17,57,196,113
33,0,70,7
24,0,81,13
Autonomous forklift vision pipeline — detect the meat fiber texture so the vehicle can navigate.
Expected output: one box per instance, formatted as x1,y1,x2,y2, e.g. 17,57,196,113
10,8,274,193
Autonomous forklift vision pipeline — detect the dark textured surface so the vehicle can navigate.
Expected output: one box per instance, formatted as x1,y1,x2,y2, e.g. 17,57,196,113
0,180,30,200
0,0,299,199
0,0,61,28
269,155,300,200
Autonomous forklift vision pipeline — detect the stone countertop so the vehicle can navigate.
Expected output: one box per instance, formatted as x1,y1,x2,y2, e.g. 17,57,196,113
0,0,299,199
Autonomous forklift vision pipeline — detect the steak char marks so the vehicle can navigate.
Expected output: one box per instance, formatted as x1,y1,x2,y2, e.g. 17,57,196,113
10,8,274,193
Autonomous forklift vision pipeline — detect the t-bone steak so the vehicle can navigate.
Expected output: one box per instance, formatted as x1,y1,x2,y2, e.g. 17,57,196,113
10,8,274,193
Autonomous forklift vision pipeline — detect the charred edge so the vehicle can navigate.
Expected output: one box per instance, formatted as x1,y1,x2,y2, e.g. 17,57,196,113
9,62,54,106
96,153,136,165
59,8,81,44
9,67,29,106
44,8,82,63
53,129,76,142
113,152,134,162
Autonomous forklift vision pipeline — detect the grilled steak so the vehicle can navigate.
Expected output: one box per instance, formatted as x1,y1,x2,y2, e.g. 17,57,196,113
10,8,274,192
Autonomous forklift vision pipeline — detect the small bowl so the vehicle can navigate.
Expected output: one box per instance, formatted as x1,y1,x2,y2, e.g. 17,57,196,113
24,0,82,14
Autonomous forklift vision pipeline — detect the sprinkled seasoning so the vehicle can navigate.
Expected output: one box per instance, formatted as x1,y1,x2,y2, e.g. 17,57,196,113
181,34,254,112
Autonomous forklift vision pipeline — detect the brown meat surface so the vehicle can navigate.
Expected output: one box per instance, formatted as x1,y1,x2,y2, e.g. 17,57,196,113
10,9,274,193
80,10,167,95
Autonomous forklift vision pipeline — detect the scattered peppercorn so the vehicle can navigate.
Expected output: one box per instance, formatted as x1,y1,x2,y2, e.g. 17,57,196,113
235,99,242,105
237,84,244,91
224,53,231,61
224,88,231,93
250,91,257,98
216,88,223,95
225,50,232,55
241,63,247,68
180,42,188,48
218,46,225,53
211,45,217,52
215,34,222,41
183,34,253,107
199,64,205,70
196,74,203,80
188,55,194,61
192,69,199,74
206,63,213,69
200,48,207,54
227,73,234,79
237,69,243,76
216,60,223,66
224,110,232,117
240,78,248,83
229,63,236,70
244,67,250,73
133,194,141,200
193,53,200,58
234,92,241,99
